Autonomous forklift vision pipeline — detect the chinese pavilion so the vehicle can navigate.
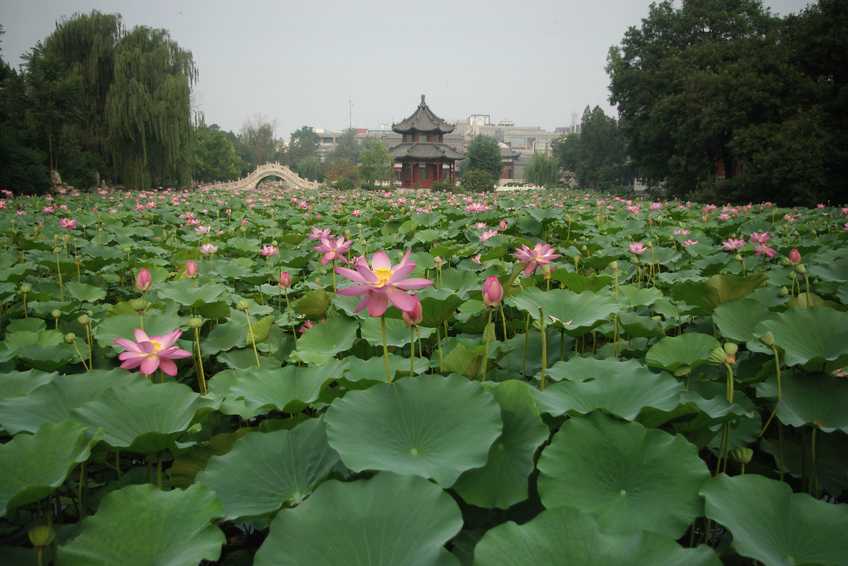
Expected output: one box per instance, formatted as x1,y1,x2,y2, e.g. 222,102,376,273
390,95,464,188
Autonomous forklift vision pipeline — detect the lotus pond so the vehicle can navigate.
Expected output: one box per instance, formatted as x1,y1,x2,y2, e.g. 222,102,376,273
0,186,847,565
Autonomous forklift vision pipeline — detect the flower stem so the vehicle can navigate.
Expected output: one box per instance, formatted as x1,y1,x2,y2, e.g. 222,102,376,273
523,313,530,377
409,325,416,377
481,309,493,381
331,259,337,293
381,316,391,383
499,304,509,340
55,252,64,301
193,326,207,394
539,308,547,390
436,326,444,373
760,346,782,436
243,308,261,368
72,341,90,371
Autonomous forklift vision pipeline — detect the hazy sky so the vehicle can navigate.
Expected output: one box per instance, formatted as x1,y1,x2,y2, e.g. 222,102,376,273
1,0,812,138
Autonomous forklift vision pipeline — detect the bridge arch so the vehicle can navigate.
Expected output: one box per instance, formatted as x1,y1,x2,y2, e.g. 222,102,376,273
202,162,318,191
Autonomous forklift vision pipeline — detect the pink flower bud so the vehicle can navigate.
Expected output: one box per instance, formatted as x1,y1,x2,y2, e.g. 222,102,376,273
185,260,198,278
279,271,292,289
482,276,504,307
402,296,423,326
135,268,152,292
788,248,801,265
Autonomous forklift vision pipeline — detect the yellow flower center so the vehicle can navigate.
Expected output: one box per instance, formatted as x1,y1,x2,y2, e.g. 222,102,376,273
148,339,163,353
373,267,393,288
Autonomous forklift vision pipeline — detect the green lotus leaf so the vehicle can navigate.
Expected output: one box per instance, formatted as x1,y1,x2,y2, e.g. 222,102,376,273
202,318,247,355
325,374,502,487
713,298,772,343
72,380,203,453
294,289,331,317
57,484,224,566
360,317,434,347
254,473,462,566
508,288,617,335
0,370,56,401
3,329,76,370
754,307,848,367
156,280,228,306
0,421,98,516
671,273,767,314
472,506,721,566
538,413,710,537
756,371,848,433
538,356,649,383
553,271,612,293
66,281,106,303
0,370,135,434
533,362,682,420
760,426,848,495
196,419,339,519
95,305,183,348
419,287,464,326
454,380,549,509
223,362,342,416
808,257,848,283
645,333,721,375
290,317,358,365
616,285,664,308
342,354,429,382
701,474,848,566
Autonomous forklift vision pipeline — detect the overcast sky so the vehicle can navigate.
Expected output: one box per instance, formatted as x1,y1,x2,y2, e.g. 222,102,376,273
1,0,812,138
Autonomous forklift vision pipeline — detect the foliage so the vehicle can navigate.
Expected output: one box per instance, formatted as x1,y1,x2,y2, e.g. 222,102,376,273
358,139,393,187
524,153,560,186
288,126,320,172
464,135,502,180
191,121,241,183
460,168,495,192
236,117,285,174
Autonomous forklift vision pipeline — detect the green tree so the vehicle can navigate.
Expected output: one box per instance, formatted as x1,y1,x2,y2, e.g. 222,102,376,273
460,169,495,192
238,117,285,172
358,139,392,186
525,153,560,186
192,121,241,183
294,155,323,182
551,107,630,190
288,126,320,169
464,135,502,180
328,129,360,164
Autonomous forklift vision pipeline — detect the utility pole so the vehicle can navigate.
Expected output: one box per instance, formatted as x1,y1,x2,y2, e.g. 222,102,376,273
348,97,352,131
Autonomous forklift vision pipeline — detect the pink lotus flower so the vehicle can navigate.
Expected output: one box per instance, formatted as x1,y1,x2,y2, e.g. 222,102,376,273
298,320,315,334
200,243,218,255
471,254,482,264
314,236,352,265
755,244,777,259
309,227,331,241
514,243,560,276
722,238,746,251
673,228,690,236
498,219,509,231
59,218,77,230
466,202,489,213
279,271,292,289
135,268,152,292
185,260,198,278
335,250,433,316
629,242,647,255
352,209,362,217
480,229,499,242
788,248,802,264
260,244,279,257
650,202,663,211
482,276,504,307
113,329,192,376
683,239,699,247
402,296,423,326
750,232,770,245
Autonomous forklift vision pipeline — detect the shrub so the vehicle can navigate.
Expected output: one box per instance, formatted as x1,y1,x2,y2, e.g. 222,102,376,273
460,169,496,193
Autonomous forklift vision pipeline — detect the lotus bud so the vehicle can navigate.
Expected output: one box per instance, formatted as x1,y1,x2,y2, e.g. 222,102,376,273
189,317,204,329
279,271,292,289
609,261,619,272
709,346,727,365
731,447,753,465
787,248,801,264
77,314,90,326
543,264,552,281
482,276,504,308
19,283,31,294
28,525,55,547
760,332,775,347
51,309,62,320
185,260,198,278
402,296,423,327
795,264,806,274
129,298,148,312
53,246,62,255
779,286,789,296
135,268,152,292
723,342,738,365
735,254,743,262
64,332,77,344
433,256,446,269
237,299,250,311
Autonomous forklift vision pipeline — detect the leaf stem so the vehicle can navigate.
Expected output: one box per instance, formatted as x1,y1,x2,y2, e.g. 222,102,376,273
381,315,392,383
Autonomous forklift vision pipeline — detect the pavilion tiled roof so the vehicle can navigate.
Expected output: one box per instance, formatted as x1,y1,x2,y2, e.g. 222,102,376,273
390,142,464,161
392,95,455,134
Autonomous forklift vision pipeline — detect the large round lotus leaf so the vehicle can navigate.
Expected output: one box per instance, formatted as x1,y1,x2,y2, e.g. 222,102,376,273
73,380,203,453
156,280,228,306
508,288,617,335
0,370,55,401
216,362,343,417
65,281,106,302
539,357,656,383
342,355,429,382
254,473,462,566
472,506,721,566
360,317,435,347
57,484,224,566
290,316,358,365
616,285,664,308
713,298,772,343
671,273,767,314
0,370,135,434
325,374,502,487
196,419,339,519
756,371,848,433
0,421,98,516
754,307,848,367
537,413,710,537
701,474,848,566
94,306,183,348
645,333,720,374
454,381,549,509
533,362,682,420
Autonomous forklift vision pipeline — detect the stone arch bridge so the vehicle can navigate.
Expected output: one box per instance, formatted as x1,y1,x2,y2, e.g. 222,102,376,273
203,162,319,191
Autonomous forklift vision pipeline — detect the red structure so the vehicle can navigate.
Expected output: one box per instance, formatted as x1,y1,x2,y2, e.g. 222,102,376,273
391,95,463,188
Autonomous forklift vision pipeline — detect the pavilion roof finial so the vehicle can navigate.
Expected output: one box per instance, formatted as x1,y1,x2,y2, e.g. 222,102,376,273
421,94,426,105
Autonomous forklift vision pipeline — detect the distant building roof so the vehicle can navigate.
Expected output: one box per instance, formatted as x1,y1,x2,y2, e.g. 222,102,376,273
392,95,455,134
390,142,464,160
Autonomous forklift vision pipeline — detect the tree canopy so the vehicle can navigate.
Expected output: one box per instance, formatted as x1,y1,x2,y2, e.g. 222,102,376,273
464,135,502,180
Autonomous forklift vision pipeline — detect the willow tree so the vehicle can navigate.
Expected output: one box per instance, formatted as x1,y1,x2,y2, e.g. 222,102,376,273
106,26,196,188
